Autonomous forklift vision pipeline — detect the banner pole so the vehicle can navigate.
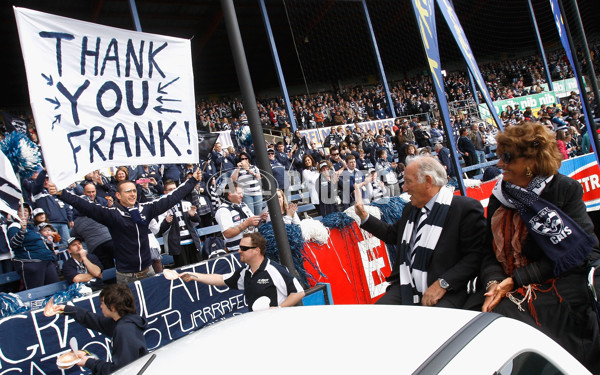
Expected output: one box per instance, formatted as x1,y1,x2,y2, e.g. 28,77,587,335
258,0,297,132
527,0,554,91
362,0,396,119
127,0,143,32
220,0,298,279
410,0,467,196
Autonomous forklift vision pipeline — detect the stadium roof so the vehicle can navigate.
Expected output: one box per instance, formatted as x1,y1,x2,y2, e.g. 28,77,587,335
1,0,599,112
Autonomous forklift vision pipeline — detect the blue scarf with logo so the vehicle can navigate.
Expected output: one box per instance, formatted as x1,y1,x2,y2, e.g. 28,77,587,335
493,175,595,276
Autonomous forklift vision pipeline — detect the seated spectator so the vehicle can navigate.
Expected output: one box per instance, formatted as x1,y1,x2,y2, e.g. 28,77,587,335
413,122,431,148
38,222,60,254
62,237,103,291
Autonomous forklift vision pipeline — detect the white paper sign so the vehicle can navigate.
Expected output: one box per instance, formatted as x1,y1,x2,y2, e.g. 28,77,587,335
14,7,198,189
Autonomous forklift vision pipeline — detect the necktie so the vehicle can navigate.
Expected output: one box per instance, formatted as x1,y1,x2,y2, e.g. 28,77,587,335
410,207,429,263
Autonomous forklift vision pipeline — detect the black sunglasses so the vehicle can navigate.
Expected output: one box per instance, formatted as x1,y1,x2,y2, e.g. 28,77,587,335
498,152,519,164
240,157,248,160
239,245,256,251
331,153,339,156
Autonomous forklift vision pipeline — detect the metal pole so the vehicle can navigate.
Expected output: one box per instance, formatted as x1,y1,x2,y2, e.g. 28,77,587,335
362,0,396,118
220,0,298,278
557,0,600,158
258,0,297,131
127,0,143,32
568,0,600,118
527,0,553,91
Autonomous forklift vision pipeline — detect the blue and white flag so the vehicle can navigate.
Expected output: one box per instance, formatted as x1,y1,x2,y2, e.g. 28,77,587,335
436,0,504,130
411,0,465,184
0,150,22,219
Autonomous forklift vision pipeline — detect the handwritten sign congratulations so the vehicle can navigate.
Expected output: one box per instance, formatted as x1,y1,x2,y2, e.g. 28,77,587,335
14,7,198,189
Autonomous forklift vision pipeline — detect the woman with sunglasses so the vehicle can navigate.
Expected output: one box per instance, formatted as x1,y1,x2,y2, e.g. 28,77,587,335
478,122,600,373
231,152,262,215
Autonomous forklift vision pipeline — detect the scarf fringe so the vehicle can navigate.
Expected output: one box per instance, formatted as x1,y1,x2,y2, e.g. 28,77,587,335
507,279,562,326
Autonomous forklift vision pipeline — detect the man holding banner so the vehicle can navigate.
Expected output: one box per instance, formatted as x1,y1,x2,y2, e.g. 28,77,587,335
48,169,202,284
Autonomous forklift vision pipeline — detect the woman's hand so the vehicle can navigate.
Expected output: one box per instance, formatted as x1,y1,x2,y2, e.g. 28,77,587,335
482,277,514,312
287,202,298,217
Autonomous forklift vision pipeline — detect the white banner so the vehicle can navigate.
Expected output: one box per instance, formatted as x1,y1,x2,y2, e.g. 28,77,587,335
14,7,197,189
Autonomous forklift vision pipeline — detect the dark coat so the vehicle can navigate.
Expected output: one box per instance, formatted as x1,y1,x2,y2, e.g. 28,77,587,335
362,194,485,307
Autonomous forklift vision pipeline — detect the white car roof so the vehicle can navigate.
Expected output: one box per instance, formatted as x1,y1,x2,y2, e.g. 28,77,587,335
114,305,590,375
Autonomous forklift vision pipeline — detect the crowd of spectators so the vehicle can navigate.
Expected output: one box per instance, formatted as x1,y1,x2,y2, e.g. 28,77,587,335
194,42,600,135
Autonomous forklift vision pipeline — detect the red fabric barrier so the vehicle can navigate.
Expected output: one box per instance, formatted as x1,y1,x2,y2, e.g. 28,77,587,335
303,222,392,304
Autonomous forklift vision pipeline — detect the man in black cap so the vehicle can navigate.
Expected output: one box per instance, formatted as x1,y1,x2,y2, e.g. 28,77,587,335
62,237,104,291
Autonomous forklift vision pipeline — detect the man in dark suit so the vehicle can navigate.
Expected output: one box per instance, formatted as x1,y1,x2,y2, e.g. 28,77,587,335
354,156,485,308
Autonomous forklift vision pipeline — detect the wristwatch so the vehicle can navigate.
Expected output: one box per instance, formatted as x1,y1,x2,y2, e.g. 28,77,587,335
438,278,450,290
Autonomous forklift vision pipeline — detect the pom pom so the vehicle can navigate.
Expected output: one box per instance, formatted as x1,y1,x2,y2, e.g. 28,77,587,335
371,196,408,225
299,218,329,244
0,131,41,179
320,212,355,229
43,283,88,307
0,292,29,318
236,126,253,147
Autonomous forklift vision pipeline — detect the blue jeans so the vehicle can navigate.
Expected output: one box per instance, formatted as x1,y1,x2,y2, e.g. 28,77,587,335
475,150,487,175
243,194,263,215
475,150,487,165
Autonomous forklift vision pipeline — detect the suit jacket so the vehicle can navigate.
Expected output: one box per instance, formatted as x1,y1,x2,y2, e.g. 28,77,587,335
362,195,485,307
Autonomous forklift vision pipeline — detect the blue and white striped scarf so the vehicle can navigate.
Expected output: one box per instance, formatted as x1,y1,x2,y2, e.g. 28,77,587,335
398,185,453,305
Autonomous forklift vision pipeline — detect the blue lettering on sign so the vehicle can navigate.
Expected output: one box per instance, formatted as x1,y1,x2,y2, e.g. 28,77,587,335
66,119,189,171
39,32,168,79
134,122,156,157
38,31,74,77
57,80,90,125
89,126,107,163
